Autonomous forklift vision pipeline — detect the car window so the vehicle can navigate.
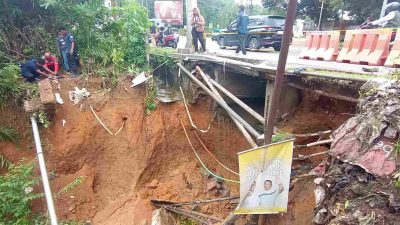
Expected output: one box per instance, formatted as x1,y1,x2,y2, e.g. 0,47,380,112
266,17,285,27
248,19,258,27
228,21,237,29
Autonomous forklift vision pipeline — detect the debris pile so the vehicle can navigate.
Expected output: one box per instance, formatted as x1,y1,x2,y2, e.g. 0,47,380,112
314,79,400,225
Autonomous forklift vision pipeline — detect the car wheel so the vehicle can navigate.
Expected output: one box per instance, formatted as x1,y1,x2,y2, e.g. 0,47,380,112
219,37,226,49
248,37,260,51
273,44,281,51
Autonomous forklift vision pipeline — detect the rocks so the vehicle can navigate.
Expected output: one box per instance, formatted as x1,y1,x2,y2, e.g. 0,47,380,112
206,180,219,192
146,179,159,189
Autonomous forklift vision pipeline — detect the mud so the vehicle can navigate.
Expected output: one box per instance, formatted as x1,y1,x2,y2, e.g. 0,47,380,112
0,78,355,224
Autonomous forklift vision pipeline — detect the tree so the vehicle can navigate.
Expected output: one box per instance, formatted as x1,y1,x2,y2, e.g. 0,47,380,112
263,0,387,25
329,0,385,24
198,0,239,29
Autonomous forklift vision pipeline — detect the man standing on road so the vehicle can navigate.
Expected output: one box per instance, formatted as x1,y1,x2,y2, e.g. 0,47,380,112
236,5,249,56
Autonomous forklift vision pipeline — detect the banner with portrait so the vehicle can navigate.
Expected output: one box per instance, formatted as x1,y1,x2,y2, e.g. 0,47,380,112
234,140,294,214
154,1,183,25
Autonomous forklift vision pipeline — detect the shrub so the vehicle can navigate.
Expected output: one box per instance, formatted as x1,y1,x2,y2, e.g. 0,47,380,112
0,162,44,224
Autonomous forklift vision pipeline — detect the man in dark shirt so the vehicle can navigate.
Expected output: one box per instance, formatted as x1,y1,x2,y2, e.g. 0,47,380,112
57,27,79,76
20,59,48,82
236,5,249,55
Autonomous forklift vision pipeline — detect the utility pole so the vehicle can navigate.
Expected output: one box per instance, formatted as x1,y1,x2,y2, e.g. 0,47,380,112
317,0,324,31
380,0,389,18
185,0,197,49
260,1,298,223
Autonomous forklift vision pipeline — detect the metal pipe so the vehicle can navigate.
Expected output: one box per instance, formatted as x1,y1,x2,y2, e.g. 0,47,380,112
209,79,265,124
31,116,58,225
261,0,298,222
195,66,257,147
177,63,261,138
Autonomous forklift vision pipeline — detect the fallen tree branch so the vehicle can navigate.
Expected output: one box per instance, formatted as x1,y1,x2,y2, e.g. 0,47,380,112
292,130,332,138
151,196,239,207
295,139,334,148
274,127,333,138
154,203,224,224
221,214,241,225
293,151,330,161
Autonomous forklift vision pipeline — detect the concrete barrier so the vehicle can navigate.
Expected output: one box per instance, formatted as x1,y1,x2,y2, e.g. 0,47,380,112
299,31,340,61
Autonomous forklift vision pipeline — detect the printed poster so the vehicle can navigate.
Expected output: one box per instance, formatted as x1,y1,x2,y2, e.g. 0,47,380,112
234,140,294,214
154,1,184,25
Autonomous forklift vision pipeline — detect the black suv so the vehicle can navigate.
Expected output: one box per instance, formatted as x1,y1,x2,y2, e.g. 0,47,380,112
214,15,285,51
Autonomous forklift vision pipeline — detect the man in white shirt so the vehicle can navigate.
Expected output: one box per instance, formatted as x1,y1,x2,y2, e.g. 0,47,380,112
259,177,284,208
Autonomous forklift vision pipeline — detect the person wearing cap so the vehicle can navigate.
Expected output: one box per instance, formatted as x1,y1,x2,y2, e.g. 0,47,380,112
369,2,400,28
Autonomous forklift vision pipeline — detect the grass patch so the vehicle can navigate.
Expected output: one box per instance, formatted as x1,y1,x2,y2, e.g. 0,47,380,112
272,132,292,143
149,46,178,55
304,68,387,80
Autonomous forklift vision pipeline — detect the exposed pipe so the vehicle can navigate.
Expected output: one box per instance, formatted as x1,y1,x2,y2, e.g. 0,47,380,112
31,116,58,225
177,63,261,138
195,66,257,147
209,79,265,124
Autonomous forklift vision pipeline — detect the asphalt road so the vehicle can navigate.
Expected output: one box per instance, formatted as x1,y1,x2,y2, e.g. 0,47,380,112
177,36,392,75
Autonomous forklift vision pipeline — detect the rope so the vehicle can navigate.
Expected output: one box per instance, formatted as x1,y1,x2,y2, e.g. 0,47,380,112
179,87,213,133
193,132,239,176
89,101,125,136
179,118,240,184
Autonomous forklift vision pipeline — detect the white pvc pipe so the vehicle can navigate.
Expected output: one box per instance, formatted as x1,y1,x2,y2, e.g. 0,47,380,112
31,116,58,225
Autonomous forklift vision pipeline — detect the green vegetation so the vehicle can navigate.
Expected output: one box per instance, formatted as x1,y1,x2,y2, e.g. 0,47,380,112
395,139,400,154
179,217,198,225
56,176,86,198
145,77,157,115
0,126,19,146
0,162,44,225
0,126,19,168
263,0,384,24
0,64,23,106
304,68,386,80
272,132,292,143
1,0,150,78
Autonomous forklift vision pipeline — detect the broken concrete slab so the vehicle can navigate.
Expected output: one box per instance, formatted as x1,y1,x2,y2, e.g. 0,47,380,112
39,79,55,105
38,79,56,119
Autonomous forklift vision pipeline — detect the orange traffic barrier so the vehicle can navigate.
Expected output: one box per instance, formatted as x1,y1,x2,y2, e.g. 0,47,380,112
299,32,321,59
337,29,392,66
385,30,400,67
299,31,340,61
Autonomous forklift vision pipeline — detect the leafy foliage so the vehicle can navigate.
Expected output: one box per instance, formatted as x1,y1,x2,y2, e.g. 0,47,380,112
145,77,157,115
0,126,19,145
40,0,150,69
0,154,12,169
0,64,23,105
1,0,150,81
0,162,44,225
56,176,86,198
263,0,386,25
272,132,292,143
